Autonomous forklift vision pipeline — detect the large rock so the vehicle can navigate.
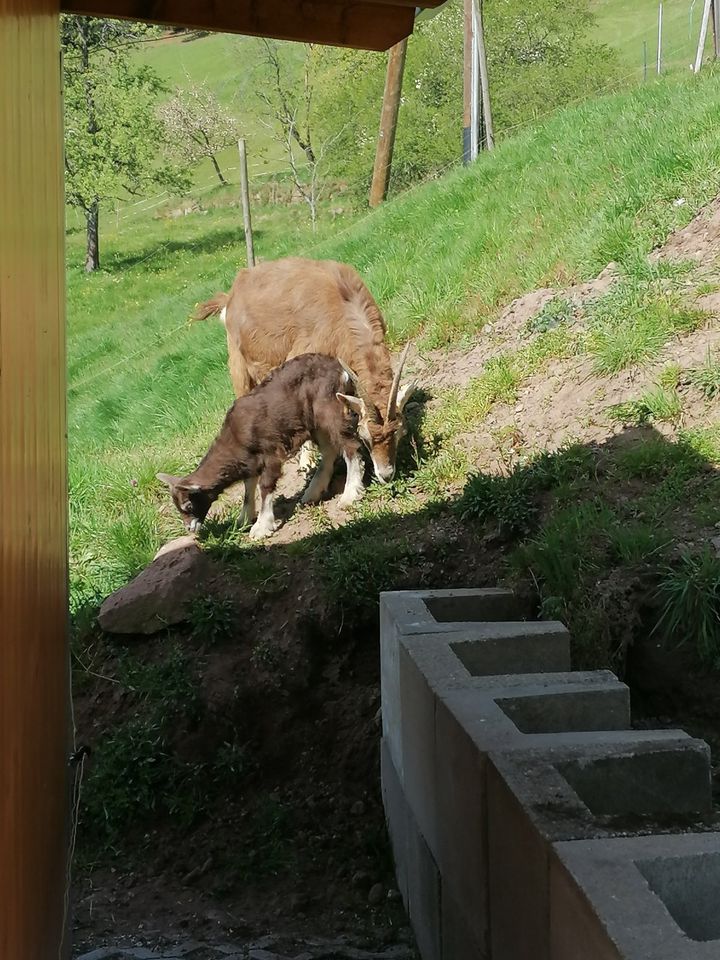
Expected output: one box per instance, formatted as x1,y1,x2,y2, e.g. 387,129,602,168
98,536,212,635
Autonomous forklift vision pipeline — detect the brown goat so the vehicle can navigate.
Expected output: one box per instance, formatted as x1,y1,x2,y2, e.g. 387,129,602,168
157,354,362,540
192,256,415,486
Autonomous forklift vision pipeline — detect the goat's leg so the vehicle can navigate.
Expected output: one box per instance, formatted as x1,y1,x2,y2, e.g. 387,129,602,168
301,433,337,504
297,441,318,473
240,475,258,526
248,468,282,540
338,448,365,508
226,332,254,399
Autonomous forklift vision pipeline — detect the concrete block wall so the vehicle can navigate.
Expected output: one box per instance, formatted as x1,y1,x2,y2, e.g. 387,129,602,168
379,589,718,960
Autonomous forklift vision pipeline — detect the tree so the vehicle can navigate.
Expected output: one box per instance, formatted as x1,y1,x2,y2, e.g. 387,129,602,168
254,41,340,229
62,16,189,272
158,82,238,185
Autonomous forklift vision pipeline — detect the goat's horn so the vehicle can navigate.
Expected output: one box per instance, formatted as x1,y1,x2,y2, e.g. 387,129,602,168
387,342,411,420
338,358,359,384
339,357,374,408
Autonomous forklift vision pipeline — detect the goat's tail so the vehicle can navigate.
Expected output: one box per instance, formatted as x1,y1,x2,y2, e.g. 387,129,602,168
191,292,230,325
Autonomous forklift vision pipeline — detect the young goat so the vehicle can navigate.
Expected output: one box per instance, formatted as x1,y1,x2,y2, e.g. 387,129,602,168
192,257,415,489
157,354,362,540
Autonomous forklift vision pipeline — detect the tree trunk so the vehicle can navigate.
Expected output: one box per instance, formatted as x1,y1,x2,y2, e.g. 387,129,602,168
85,200,99,272
210,153,227,185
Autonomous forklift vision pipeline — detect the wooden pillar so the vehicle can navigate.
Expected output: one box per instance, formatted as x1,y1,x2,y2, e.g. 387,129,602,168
462,0,472,163
0,1,71,958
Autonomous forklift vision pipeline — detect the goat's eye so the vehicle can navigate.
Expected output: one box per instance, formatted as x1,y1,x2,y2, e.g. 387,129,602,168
181,500,193,513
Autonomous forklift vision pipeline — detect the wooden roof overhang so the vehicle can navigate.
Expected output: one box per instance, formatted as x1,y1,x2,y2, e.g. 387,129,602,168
60,0,447,50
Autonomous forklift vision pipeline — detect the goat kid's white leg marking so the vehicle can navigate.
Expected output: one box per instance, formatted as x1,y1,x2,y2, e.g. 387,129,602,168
297,440,317,473
339,452,365,507
241,476,258,525
301,435,336,504
219,306,227,326
249,491,278,540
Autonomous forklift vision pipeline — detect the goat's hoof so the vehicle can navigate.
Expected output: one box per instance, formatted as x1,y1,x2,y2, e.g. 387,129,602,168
248,519,281,540
338,491,364,509
301,490,323,505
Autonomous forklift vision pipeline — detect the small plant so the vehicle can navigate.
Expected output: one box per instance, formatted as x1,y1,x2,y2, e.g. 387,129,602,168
188,596,236,644
654,549,720,667
687,351,720,399
585,276,704,375
459,469,538,534
608,384,682,426
528,296,575,334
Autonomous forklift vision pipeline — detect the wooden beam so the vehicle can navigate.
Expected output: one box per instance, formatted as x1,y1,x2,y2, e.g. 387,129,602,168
0,0,71,957
60,0,418,51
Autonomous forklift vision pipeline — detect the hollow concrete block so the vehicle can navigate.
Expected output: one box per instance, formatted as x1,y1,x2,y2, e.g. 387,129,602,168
488,737,713,960
551,834,720,959
379,588,530,782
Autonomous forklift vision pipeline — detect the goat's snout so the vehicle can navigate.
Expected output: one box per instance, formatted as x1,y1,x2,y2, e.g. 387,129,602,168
187,517,202,533
372,459,395,484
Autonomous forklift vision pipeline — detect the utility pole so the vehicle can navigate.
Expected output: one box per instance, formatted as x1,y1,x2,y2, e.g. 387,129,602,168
463,0,472,163
369,38,408,207
694,0,712,72
237,138,255,268
474,0,494,151
657,1,663,74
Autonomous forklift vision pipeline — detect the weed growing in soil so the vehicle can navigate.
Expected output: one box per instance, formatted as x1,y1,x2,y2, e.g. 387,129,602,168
188,596,236,644
654,549,720,667
688,351,720,399
528,296,575,333
608,384,683,425
585,271,704,374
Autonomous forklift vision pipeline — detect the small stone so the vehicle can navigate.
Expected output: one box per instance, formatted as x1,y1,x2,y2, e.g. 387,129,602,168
350,800,365,816
711,536,720,556
368,882,384,905
352,870,370,888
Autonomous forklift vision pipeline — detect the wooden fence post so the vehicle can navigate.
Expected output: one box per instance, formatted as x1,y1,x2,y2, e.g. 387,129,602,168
238,138,255,267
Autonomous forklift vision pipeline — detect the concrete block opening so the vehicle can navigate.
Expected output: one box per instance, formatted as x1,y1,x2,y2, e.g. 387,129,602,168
495,687,628,734
637,853,720,942
449,621,570,677
557,749,711,817
423,591,524,623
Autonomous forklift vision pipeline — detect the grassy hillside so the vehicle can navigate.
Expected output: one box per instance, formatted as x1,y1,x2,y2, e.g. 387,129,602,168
68,68,720,608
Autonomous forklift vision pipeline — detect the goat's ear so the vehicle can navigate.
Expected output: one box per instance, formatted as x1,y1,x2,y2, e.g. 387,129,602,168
336,393,366,416
156,472,181,488
397,382,417,412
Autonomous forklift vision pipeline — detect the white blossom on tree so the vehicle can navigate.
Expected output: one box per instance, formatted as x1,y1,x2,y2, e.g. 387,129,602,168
159,82,238,185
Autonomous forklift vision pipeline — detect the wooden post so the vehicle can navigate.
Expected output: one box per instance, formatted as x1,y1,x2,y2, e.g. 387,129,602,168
462,0,472,164
695,0,713,72
713,0,720,58
473,0,494,151
237,138,255,267
0,1,71,957
657,1,663,74
369,38,408,208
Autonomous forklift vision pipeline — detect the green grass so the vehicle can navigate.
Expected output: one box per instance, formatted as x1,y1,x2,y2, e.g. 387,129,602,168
584,265,705,374
688,350,720,397
654,549,720,667
67,68,720,610
592,0,713,76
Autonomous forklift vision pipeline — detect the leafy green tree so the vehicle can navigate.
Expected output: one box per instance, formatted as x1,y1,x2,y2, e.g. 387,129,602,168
62,16,189,272
312,0,618,200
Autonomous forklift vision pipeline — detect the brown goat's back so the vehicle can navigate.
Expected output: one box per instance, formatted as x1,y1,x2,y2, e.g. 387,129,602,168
220,258,394,406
